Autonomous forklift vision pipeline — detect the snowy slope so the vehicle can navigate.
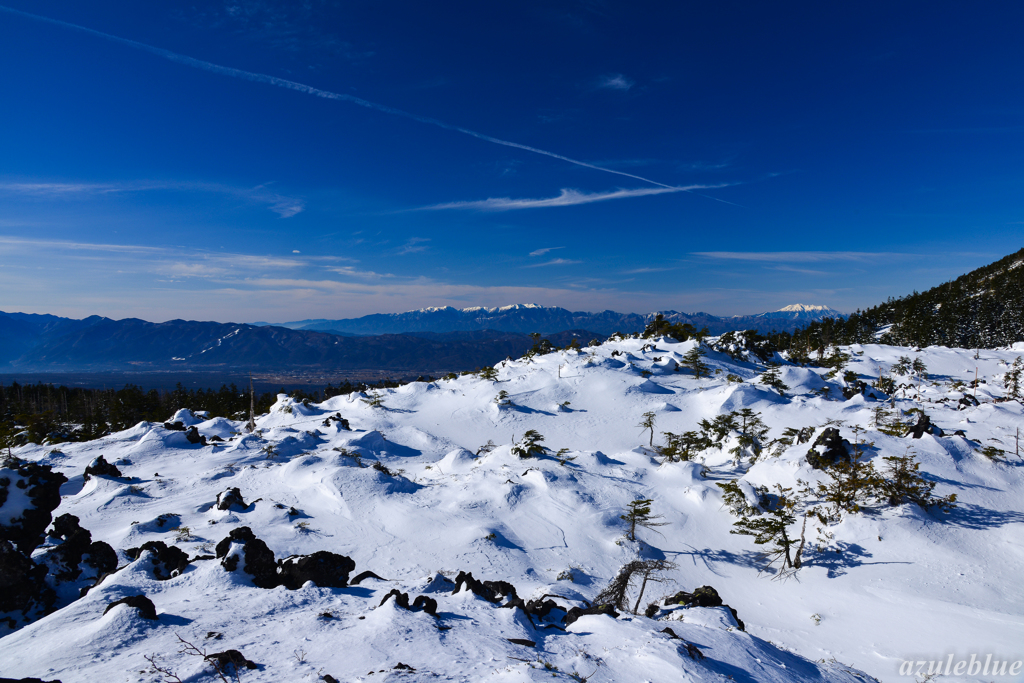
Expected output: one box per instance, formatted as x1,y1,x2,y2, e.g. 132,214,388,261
2,337,1023,682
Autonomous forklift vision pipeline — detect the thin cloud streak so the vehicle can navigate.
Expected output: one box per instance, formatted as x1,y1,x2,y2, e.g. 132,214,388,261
596,73,634,91
421,184,732,211
529,247,563,256
0,180,304,217
693,251,916,263
1,6,677,190
524,258,582,268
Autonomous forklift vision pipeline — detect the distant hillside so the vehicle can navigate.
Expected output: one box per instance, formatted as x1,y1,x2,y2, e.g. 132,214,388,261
779,248,1024,351
0,313,600,375
840,249,1023,349
267,303,844,337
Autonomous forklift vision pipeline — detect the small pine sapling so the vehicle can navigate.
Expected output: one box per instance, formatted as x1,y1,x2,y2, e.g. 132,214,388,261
478,366,499,381
620,498,668,541
1003,356,1023,400
681,344,711,380
759,362,789,396
494,390,512,406
877,448,957,511
555,448,576,466
728,408,770,465
511,430,547,459
657,431,712,463
730,484,807,576
361,391,384,408
637,411,657,448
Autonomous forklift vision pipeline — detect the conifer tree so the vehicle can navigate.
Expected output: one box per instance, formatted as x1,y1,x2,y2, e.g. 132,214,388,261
681,344,710,380
759,362,789,396
637,411,657,447
620,498,668,541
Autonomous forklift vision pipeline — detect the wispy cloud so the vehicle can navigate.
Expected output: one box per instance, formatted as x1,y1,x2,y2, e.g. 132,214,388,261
596,73,634,91
692,251,915,263
529,247,563,257
421,184,732,212
0,179,305,217
397,237,430,255
620,266,673,274
0,6,678,191
524,258,582,268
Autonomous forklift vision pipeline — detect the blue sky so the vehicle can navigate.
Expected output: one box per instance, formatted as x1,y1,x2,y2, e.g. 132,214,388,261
1,1,1022,323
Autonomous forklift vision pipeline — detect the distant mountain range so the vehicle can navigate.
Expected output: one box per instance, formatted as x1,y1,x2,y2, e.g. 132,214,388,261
0,304,843,376
256,303,845,337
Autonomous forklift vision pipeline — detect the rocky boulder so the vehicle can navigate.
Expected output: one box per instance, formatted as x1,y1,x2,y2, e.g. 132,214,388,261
277,551,355,590
125,541,190,580
82,456,121,482
0,461,68,554
805,427,852,470
103,594,157,620
215,527,278,588
215,487,246,511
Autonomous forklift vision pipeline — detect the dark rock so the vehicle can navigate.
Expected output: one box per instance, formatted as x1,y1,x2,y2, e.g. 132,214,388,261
0,677,63,683
796,427,814,444
103,594,157,620
380,589,410,609
277,551,355,590
185,426,207,446
209,435,224,443
215,527,278,588
668,585,723,608
506,638,535,647
806,428,852,470
83,456,121,481
322,676,339,683
393,663,415,671
564,603,618,626
163,421,186,431
451,571,517,604
41,514,117,584
216,487,246,511
349,570,388,585
209,650,258,671
378,590,437,616
958,394,980,410
126,541,191,580
906,413,943,439
666,585,744,631
842,380,870,400
0,461,68,554
0,539,55,621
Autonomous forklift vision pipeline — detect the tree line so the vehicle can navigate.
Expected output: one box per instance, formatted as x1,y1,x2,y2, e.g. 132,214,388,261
0,378,407,446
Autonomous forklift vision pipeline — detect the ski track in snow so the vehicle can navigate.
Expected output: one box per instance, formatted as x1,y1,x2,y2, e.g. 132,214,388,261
2,337,1024,682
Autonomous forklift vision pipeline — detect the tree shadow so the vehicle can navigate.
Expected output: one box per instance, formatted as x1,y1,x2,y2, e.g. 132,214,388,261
806,541,912,579
665,546,765,574
940,502,1024,529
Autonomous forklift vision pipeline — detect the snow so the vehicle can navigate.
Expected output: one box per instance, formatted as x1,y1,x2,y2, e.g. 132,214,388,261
2,336,1024,682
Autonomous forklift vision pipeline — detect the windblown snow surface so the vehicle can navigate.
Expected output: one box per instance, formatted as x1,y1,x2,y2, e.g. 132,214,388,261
2,337,1024,682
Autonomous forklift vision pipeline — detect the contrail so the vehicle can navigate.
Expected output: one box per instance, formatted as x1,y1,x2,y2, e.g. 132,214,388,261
0,5,679,190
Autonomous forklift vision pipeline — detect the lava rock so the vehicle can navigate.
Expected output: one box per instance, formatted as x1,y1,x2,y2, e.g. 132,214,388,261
451,571,517,604
906,413,943,439
0,461,69,554
103,594,157,620
564,603,618,626
43,514,117,583
350,570,386,585
958,394,980,410
163,421,186,431
277,551,355,590
215,487,246,511
209,650,258,671
666,585,745,631
0,539,55,624
185,426,207,446
806,427,852,470
378,589,437,616
82,456,121,481
125,541,191,580
215,527,278,588
0,677,64,683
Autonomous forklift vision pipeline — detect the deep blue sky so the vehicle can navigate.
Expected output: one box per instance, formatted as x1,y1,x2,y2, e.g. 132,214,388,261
1,1,1021,322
